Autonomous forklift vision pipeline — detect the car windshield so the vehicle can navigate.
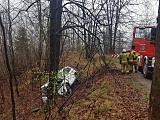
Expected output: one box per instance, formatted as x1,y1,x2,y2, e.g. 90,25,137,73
63,67,71,73
58,67,71,79
135,27,152,38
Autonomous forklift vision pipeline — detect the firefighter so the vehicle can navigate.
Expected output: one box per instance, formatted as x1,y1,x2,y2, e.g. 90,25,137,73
132,51,139,73
126,49,134,73
119,49,128,73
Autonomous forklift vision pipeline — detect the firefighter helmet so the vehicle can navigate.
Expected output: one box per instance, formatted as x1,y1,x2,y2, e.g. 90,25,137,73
122,49,126,52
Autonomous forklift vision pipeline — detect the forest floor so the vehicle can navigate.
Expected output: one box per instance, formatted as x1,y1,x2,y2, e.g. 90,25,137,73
0,52,152,120
57,68,151,120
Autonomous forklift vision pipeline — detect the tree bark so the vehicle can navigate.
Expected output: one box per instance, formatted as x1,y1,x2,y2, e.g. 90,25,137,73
45,0,62,117
48,0,62,106
7,0,19,97
149,1,160,119
0,14,16,120
37,0,43,68
49,0,62,73
113,0,120,54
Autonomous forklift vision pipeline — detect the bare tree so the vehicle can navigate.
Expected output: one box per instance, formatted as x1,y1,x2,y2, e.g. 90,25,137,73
7,0,19,97
0,14,16,120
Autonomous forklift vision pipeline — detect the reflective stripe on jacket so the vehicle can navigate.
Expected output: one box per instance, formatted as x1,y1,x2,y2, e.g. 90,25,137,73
127,52,134,63
133,53,138,63
120,52,127,63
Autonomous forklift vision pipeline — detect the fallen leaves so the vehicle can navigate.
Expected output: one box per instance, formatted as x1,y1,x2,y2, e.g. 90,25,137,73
0,65,149,120
67,69,149,120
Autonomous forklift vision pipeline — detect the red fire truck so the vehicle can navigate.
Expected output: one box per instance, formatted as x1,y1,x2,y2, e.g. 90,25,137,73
131,26,157,78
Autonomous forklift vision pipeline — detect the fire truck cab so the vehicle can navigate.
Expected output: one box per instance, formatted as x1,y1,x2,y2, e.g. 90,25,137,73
132,26,156,78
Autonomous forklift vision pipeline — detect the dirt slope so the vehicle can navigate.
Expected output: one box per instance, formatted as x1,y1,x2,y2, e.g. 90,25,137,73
48,67,151,120
0,54,152,120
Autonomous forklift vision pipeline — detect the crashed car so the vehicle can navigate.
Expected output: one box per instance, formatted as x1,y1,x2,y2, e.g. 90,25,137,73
41,66,78,103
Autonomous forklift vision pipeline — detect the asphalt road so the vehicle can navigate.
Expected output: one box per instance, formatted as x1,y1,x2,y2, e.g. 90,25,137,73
115,63,152,94
126,71,152,94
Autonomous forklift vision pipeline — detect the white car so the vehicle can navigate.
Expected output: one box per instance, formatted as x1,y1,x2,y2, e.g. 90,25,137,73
41,66,78,103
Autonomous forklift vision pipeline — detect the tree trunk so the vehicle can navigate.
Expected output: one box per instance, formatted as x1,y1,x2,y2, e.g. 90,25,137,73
106,1,114,54
113,0,120,54
149,1,160,119
45,0,62,117
48,0,62,102
37,0,43,68
0,14,16,120
7,0,19,97
49,0,62,73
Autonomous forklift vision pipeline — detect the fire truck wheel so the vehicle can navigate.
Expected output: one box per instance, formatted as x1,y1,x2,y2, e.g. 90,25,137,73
143,62,149,78
138,66,142,72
